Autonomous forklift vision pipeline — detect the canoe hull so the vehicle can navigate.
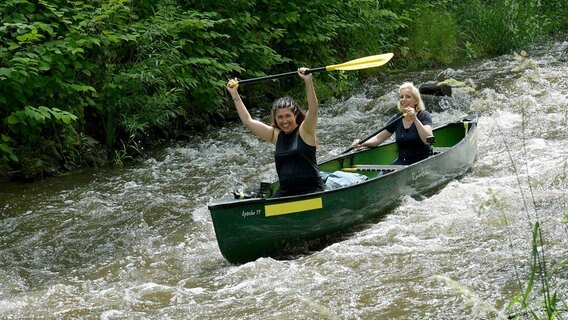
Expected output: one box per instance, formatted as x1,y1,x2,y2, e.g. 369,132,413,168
208,116,478,264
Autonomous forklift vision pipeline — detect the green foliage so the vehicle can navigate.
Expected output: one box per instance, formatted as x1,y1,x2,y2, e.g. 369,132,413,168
404,6,458,68
1,0,112,178
451,0,549,55
0,0,247,178
505,222,564,319
7,106,78,137
344,0,410,52
113,134,143,167
91,5,240,144
0,134,18,176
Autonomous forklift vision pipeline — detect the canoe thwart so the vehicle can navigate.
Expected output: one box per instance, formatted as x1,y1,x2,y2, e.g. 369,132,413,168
342,164,407,172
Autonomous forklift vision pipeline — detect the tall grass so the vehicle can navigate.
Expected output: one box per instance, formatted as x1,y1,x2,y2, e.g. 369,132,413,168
498,109,563,318
404,7,458,68
453,0,547,56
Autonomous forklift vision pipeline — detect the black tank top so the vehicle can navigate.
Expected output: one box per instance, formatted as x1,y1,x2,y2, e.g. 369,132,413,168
274,127,324,196
385,111,433,164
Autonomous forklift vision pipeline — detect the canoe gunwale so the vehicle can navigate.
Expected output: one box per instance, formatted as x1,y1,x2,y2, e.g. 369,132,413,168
208,116,478,210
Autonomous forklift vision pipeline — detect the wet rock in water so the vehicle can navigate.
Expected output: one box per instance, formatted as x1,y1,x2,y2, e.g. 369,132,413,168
419,81,452,97
436,68,466,82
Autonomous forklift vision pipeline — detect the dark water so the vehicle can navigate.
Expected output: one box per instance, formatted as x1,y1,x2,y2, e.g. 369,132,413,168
1,36,567,319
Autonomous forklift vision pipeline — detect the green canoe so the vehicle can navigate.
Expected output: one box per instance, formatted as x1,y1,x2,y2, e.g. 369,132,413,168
208,115,479,264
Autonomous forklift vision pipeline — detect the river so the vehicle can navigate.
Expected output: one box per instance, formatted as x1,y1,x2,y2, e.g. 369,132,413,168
1,36,567,319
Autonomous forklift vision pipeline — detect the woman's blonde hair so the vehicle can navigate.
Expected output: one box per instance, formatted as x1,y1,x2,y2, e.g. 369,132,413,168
397,82,425,111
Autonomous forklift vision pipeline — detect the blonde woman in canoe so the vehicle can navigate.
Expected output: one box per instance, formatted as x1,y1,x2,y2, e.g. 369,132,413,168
352,82,434,165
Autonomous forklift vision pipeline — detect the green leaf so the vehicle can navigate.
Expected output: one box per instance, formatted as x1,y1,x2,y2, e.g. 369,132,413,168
70,84,96,92
0,68,11,78
7,41,20,50
37,106,53,119
39,63,51,71
70,47,85,55
61,114,74,124
6,115,20,125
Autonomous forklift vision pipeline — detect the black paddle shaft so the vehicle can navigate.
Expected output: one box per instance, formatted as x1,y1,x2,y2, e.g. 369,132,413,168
237,67,327,85
341,114,404,154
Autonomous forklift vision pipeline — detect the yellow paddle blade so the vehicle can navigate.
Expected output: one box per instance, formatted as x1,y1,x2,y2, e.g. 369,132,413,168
325,53,394,71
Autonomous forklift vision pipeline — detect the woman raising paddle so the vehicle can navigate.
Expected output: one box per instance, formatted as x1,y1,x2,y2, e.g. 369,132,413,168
226,68,324,197
351,82,434,165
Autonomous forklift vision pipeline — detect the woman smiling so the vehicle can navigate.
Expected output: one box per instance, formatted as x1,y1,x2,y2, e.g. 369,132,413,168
226,68,324,197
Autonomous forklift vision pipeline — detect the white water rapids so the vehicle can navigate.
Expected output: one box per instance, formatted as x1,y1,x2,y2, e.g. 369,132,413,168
1,36,567,319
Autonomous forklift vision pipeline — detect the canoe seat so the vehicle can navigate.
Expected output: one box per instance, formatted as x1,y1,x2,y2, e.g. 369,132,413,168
433,147,452,155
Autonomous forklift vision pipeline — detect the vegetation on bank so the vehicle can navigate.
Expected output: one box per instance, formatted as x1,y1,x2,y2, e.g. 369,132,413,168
1,0,567,181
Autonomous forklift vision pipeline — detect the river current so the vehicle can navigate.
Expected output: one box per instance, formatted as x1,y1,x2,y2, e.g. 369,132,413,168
1,36,567,319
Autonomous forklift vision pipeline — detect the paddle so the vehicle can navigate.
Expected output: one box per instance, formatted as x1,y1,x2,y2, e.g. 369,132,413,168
233,53,394,85
341,113,404,154
229,53,452,97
